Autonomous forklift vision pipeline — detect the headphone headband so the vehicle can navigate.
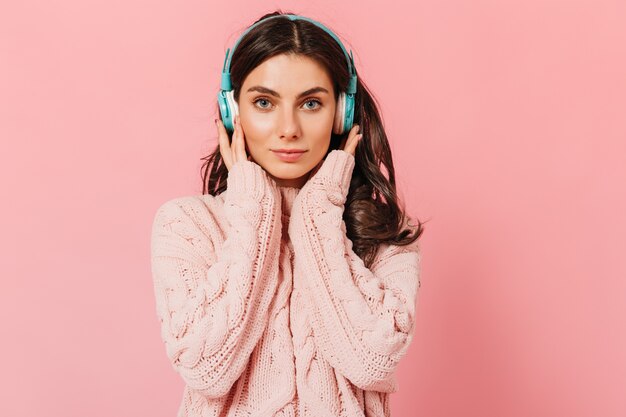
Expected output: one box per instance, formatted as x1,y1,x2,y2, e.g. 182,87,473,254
220,14,357,94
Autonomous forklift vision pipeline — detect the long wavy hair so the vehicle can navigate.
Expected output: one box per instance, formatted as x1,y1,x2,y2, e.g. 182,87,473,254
201,10,425,268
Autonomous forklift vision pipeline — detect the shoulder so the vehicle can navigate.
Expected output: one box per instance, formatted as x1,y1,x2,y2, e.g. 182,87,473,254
151,194,227,259
153,192,227,223
153,193,223,221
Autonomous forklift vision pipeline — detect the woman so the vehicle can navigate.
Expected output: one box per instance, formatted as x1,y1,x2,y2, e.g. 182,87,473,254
151,10,425,417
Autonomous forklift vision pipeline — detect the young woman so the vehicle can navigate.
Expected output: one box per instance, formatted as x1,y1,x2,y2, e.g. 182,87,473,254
151,10,425,417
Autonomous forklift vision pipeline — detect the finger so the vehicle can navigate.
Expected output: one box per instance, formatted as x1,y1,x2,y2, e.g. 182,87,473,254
351,134,364,155
234,115,245,163
237,115,250,163
231,115,241,163
231,116,238,163
216,118,232,170
344,125,362,155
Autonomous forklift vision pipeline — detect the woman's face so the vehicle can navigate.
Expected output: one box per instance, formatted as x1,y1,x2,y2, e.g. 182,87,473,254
237,53,336,188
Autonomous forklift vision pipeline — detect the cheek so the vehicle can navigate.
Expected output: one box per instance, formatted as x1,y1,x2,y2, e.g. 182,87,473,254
241,111,272,136
239,111,271,153
305,133,332,167
304,113,334,145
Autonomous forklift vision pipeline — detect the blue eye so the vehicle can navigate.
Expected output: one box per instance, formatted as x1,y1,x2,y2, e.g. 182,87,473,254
304,99,322,110
254,98,272,109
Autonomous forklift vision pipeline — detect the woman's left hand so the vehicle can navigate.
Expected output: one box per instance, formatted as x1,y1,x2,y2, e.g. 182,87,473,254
339,124,363,156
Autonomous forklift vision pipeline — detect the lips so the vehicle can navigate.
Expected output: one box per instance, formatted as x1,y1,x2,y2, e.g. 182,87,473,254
272,149,306,153
272,150,307,162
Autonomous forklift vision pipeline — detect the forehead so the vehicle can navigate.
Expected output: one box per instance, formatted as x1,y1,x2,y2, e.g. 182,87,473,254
242,54,333,94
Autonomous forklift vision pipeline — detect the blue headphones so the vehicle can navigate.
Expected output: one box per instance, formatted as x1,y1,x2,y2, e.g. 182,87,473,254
217,14,358,135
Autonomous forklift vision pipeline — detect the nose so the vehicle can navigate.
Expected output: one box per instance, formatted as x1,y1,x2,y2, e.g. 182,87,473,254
277,107,301,140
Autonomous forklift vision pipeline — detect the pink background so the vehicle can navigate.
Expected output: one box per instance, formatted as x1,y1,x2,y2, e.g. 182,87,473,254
2,0,625,416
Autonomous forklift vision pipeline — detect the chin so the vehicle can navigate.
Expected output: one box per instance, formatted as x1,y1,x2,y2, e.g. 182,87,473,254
257,162,308,182
267,166,308,179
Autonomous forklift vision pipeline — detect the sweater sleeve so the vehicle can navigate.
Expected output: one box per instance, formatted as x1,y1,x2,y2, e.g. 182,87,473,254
287,149,422,393
150,160,282,399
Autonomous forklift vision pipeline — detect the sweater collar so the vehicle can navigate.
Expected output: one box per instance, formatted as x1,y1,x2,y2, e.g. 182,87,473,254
278,185,300,218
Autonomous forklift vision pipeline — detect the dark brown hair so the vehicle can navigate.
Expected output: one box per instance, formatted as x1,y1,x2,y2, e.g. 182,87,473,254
201,10,425,268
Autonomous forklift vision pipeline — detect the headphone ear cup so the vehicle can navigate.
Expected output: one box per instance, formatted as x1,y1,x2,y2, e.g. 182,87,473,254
218,90,239,132
333,92,346,134
229,90,240,119
217,89,230,131
343,93,355,133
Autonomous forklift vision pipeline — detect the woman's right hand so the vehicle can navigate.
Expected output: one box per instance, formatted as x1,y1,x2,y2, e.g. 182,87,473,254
217,114,252,171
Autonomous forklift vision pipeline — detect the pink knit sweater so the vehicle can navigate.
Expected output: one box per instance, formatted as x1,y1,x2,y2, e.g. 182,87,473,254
151,149,421,417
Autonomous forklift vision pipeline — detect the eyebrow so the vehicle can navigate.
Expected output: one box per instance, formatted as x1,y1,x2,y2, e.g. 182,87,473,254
246,85,330,99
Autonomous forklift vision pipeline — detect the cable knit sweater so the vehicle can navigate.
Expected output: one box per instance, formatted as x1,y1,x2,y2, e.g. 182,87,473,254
150,149,421,417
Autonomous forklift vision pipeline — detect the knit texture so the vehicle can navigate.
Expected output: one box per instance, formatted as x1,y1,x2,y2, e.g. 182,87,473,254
151,150,421,417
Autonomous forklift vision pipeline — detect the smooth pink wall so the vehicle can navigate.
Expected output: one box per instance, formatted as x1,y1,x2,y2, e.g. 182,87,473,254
1,0,625,416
